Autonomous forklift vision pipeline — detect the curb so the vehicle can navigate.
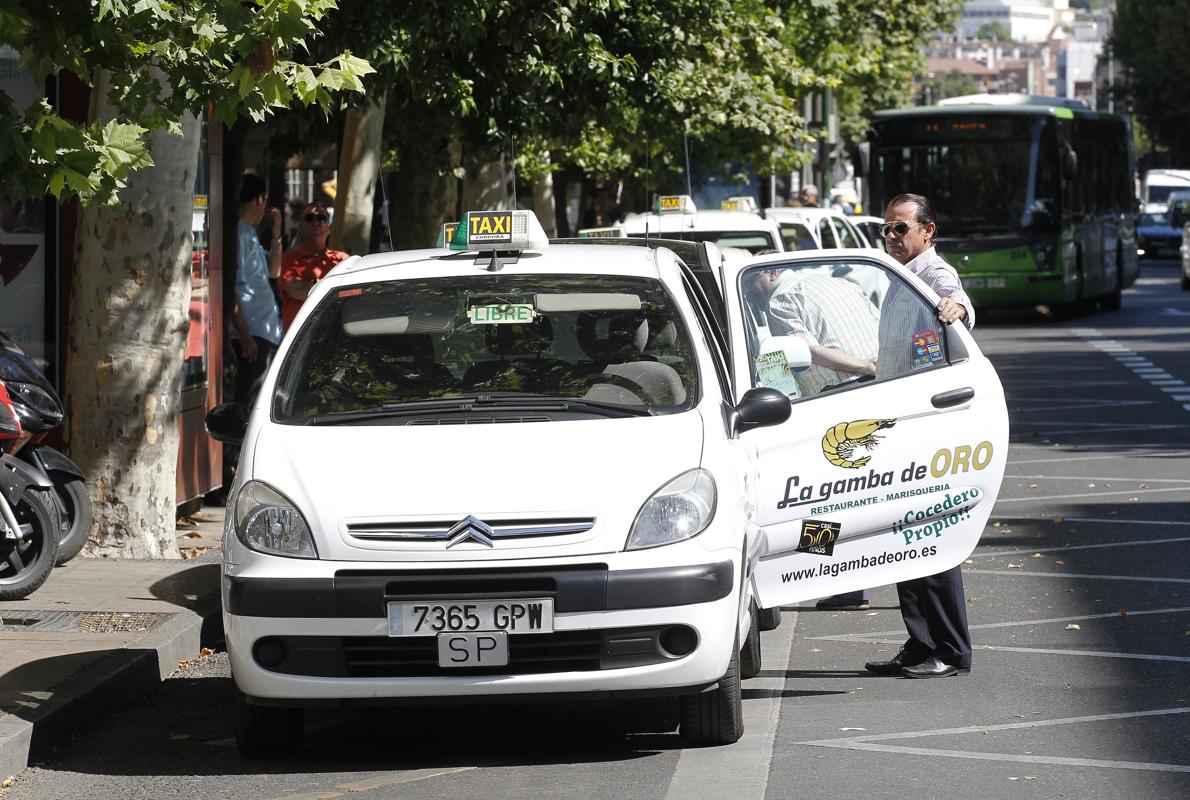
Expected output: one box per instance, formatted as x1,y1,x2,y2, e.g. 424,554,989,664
0,597,222,780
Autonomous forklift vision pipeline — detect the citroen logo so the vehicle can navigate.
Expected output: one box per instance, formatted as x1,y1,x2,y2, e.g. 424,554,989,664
444,515,495,548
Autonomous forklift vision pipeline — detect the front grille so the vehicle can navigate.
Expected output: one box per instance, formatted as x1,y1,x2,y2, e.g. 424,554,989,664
345,517,596,542
256,625,695,678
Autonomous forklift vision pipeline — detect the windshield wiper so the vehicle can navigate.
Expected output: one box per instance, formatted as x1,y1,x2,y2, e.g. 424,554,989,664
302,394,654,425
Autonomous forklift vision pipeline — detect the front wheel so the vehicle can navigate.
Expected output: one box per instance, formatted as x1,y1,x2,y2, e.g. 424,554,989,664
0,489,60,600
53,478,92,564
680,636,744,746
235,690,303,758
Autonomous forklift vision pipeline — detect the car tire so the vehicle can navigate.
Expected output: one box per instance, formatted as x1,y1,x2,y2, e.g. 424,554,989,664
235,690,303,758
679,635,744,747
739,604,762,680
758,605,782,631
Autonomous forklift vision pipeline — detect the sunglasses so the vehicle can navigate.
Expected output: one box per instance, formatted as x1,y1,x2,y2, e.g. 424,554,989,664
303,212,329,223
879,221,920,238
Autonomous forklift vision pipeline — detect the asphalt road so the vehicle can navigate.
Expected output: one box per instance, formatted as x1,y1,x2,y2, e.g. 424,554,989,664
5,261,1188,800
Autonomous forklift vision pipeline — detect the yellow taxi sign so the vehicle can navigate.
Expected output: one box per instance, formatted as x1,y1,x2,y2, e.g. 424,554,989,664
721,196,758,213
577,226,627,238
433,221,459,248
655,194,697,215
451,209,549,252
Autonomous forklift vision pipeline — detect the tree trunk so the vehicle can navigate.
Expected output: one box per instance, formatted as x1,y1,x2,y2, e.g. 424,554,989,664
531,152,557,237
462,158,511,211
330,94,387,255
65,70,199,558
389,127,459,251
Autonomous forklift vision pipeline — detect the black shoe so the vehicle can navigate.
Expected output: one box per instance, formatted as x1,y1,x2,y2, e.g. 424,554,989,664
900,656,970,679
816,598,870,611
864,647,920,675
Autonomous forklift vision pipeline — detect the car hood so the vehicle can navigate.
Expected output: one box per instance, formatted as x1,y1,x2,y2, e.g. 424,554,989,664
248,412,706,561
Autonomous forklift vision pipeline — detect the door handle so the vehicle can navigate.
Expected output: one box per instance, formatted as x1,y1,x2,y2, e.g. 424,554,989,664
932,387,974,408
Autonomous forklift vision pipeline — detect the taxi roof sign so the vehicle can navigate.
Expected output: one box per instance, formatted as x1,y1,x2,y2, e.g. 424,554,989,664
721,196,758,213
449,210,549,252
433,221,459,248
577,226,627,238
654,195,697,215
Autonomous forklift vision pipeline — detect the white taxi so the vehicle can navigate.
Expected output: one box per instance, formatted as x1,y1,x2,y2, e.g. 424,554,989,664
618,195,784,254
208,210,1008,756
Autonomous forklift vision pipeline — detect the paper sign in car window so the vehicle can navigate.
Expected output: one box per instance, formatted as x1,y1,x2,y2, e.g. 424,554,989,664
755,351,800,399
468,304,536,324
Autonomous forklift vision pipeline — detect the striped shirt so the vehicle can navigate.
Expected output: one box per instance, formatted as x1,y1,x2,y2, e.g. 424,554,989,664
767,271,880,396
876,247,973,379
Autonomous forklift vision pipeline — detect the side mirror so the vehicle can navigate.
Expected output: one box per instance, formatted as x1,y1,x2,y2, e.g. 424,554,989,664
734,387,791,435
205,402,248,445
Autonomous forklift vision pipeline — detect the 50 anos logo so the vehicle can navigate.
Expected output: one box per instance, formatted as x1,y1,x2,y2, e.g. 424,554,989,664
796,519,841,557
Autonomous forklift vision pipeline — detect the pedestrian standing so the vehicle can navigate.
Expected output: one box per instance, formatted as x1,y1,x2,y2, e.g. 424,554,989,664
278,202,347,331
865,192,976,678
231,173,283,405
798,184,820,208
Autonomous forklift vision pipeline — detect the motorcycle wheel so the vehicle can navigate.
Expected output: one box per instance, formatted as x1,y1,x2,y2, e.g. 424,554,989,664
54,478,92,565
0,489,60,600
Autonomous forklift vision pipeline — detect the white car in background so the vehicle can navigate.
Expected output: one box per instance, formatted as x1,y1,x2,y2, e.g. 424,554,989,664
618,195,783,254
208,210,1008,757
764,206,869,252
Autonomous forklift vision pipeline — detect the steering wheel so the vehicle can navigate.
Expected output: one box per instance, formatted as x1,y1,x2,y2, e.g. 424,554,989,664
583,371,653,405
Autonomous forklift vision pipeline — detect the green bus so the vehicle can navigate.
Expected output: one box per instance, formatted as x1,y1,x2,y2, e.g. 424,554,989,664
868,95,1137,311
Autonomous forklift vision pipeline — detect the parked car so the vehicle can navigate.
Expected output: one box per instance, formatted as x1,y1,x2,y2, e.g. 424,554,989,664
764,207,868,252
207,209,1009,757
850,215,887,252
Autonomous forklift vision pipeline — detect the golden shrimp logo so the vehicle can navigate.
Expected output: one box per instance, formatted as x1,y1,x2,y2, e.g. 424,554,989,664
796,519,840,557
821,418,897,469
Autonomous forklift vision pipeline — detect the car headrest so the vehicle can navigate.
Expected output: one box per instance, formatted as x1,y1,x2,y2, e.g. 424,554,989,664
485,316,554,357
575,311,648,361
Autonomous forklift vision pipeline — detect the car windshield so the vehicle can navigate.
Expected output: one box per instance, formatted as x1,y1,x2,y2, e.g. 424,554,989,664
272,274,700,422
1141,213,1169,226
628,230,777,254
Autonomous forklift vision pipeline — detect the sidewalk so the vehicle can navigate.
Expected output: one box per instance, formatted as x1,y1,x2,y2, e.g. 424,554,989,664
0,505,224,781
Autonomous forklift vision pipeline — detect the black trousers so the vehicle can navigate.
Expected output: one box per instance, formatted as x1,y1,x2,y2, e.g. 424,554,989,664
231,336,278,406
896,565,972,669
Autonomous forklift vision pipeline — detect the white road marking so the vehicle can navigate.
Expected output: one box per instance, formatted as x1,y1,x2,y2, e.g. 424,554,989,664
995,485,1190,503
969,569,1190,585
1005,474,1190,484
1008,451,1190,465
798,709,1190,773
974,535,1190,558
812,607,1190,642
662,610,797,800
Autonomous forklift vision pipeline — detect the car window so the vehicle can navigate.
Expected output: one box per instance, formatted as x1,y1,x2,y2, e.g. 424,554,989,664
273,274,700,420
740,260,934,402
690,231,778,254
779,222,818,251
832,218,863,249
1141,213,1169,226
857,222,886,252
817,218,838,248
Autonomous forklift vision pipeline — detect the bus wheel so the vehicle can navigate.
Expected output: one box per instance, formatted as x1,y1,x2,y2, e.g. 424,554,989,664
1101,286,1122,311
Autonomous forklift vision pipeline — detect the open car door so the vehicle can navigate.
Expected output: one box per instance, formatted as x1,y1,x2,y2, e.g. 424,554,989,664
722,249,1008,609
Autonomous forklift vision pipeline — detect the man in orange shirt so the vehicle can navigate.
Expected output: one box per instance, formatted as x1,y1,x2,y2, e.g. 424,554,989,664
278,202,348,330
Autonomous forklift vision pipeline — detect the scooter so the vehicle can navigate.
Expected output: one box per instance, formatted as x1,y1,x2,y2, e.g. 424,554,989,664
0,381,59,599
0,331,91,564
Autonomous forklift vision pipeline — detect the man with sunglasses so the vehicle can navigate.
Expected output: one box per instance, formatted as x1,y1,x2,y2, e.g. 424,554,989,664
278,203,349,331
863,192,976,678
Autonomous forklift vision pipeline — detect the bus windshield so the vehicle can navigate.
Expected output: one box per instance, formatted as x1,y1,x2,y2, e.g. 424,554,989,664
873,114,1059,238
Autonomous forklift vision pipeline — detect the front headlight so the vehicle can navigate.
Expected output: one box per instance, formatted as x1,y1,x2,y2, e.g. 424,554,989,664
234,480,317,558
626,469,716,551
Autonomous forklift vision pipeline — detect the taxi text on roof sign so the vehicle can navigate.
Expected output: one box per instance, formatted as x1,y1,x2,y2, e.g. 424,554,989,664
578,226,627,238
721,196,758,213
469,211,514,243
655,195,697,215
450,210,550,252
433,221,459,248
